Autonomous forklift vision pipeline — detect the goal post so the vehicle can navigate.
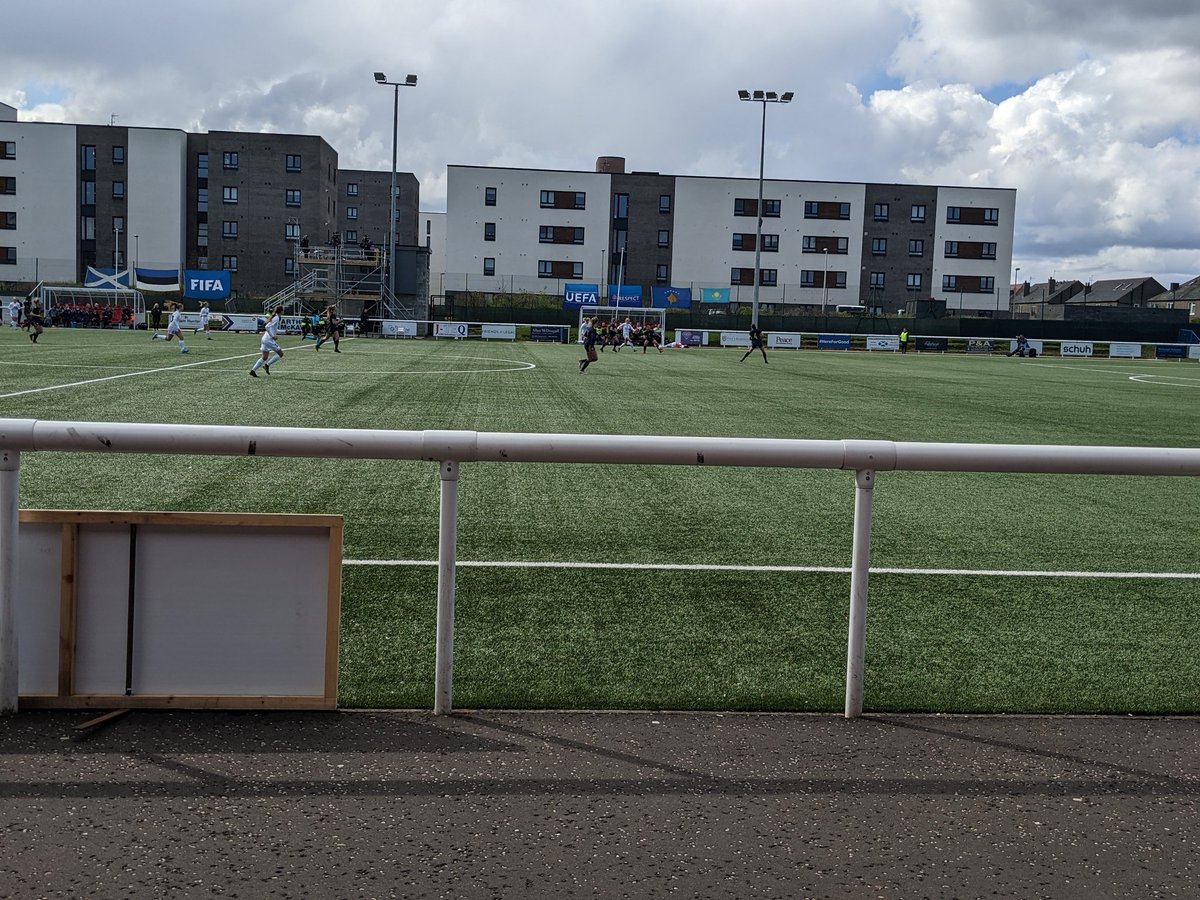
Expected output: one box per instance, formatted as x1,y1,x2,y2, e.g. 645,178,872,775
576,305,666,341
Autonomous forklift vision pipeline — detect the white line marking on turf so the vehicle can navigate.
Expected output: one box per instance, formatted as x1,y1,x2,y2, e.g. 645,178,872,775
342,559,1199,579
1129,374,1200,387
0,351,261,399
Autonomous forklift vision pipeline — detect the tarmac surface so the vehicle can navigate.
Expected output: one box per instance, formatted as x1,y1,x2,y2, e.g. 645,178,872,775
1,710,1198,899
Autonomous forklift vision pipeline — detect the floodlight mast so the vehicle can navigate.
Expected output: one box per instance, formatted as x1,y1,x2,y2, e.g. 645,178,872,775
738,89,793,326
373,70,419,310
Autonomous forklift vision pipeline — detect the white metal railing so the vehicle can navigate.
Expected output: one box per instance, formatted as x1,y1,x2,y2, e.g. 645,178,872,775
2,418,1198,716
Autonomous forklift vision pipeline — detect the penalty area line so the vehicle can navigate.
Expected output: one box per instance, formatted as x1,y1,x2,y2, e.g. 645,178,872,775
342,559,1200,579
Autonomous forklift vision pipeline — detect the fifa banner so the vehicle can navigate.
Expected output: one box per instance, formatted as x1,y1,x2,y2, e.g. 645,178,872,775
481,324,516,341
818,334,852,350
1007,338,1043,356
1155,344,1188,359
720,331,751,347
382,320,418,337
530,325,568,343
651,286,692,309
135,267,182,291
676,329,707,347
563,284,599,308
1108,342,1141,358
916,337,949,352
965,339,994,354
1058,340,1093,358
608,285,643,307
184,270,231,300
84,267,130,289
767,332,803,349
867,335,901,351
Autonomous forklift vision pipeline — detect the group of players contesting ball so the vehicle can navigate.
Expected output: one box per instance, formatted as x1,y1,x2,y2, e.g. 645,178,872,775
577,316,768,372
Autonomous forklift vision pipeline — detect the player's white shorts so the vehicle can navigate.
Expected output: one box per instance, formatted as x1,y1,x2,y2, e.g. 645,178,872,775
166,324,181,337
260,336,281,354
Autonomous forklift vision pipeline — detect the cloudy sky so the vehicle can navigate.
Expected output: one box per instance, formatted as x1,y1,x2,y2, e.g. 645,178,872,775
5,0,1200,288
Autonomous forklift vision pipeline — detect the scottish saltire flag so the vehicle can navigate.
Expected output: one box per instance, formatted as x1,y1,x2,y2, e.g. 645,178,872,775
562,284,600,308
84,267,130,289
184,270,232,299
701,287,730,304
135,267,182,291
608,285,642,306
651,286,692,308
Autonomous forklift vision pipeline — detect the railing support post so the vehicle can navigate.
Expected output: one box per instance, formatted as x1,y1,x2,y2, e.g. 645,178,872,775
845,468,875,719
433,459,459,715
0,449,20,714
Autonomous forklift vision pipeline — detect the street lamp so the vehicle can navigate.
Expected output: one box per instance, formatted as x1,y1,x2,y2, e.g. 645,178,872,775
822,249,829,313
374,71,418,308
738,88,793,326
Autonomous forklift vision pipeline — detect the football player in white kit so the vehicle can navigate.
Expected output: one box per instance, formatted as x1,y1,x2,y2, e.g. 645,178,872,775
152,301,188,353
249,307,285,377
195,301,213,339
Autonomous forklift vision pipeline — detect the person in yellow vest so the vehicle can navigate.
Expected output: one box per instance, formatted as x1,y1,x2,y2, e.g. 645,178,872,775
899,327,909,354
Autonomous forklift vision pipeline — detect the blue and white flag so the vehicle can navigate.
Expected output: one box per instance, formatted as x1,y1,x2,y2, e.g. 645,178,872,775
184,270,231,299
701,287,730,304
651,286,691,308
84,267,130,289
563,284,600,308
135,267,182,292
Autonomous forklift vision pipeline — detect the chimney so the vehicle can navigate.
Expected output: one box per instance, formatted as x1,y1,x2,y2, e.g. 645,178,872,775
1048,277,1056,294
595,156,626,174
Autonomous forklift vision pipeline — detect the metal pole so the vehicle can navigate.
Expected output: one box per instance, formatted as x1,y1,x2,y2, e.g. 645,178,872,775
388,83,398,311
752,99,766,327
0,448,19,713
844,468,875,718
822,249,829,313
433,459,459,714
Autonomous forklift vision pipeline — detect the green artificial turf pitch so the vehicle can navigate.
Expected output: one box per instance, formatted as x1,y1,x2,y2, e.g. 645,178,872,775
2,326,1198,711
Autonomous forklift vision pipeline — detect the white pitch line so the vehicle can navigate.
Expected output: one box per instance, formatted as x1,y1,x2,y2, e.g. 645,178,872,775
342,558,1200,579
0,350,262,399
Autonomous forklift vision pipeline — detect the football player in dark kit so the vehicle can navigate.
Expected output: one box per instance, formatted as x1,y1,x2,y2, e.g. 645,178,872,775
578,317,598,373
741,322,767,363
314,304,344,352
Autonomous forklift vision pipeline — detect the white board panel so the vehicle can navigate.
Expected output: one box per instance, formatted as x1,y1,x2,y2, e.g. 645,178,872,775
74,525,135,695
16,523,63,695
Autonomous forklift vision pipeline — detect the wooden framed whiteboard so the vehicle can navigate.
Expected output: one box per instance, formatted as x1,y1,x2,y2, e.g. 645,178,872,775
16,510,342,710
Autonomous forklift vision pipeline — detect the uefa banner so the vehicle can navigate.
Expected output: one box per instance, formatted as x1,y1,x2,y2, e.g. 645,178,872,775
562,284,600,308
818,334,851,350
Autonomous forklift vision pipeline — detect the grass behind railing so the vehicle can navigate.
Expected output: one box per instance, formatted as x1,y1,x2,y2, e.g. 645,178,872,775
3,328,1198,711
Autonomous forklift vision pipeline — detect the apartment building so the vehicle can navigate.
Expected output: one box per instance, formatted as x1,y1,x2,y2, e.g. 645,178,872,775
443,159,1017,314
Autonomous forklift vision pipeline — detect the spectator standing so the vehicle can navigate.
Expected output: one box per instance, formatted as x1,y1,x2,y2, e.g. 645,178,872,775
899,327,910,354
151,302,163,332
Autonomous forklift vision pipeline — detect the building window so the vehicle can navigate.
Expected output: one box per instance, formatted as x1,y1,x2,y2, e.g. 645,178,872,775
222,151,238,169
81,181,95,204
484,186,497,206
731,267,755,285
943,275,958,291
112,146,125,165
946,206,961,223
81,216,96,240
483,257,495,276
832,272,847,289
804,201,849,219
285,257,296,275
945,241,959,258
0,141,15,160
0,176,15,195
197,187,208,212
197,153,208,179
759,268,778,286
484,222,496,241
222,186,238,203
197,223,208,247
537,259,584,279
347,183,359,196
539,225,584,244
871,238,887,255
285,154,301,172
870,272,885,289
659,194,671,214
612,193,629,218
907,273,922,291
763,199,781,217
984,208,999,225
285,189,301,207
222,255,238,271
344,230,357,243
0,246,15,265
873,203,889,221
734,198,755,216
656,264,669,283
732,233,754,251
911,204,926,223
982,242,997,259
539,190,586,209
285,222,300,241
346,206,358,219
112,181,125,200
980,276,995,291
81,145,96,170
222,220,238,239
908,239,924,256
761,234,779,252
800,270,816,287
0,211,15,229
657,229,670,248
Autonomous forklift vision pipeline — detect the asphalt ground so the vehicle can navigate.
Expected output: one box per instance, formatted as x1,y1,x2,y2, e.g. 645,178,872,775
1,711,1198,899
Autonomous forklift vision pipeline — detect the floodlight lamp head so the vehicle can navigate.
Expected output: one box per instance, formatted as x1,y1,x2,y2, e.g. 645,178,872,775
737,89,751,100
374,72,386,83
752,90,765,100
780,91,794,103
765,91,778,101
404,74,418,86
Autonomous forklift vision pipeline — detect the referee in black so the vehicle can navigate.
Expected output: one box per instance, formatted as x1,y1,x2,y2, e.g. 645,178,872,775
741,322,768,363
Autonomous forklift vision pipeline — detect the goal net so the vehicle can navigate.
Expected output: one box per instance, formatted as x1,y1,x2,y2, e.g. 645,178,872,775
576,305,666,342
